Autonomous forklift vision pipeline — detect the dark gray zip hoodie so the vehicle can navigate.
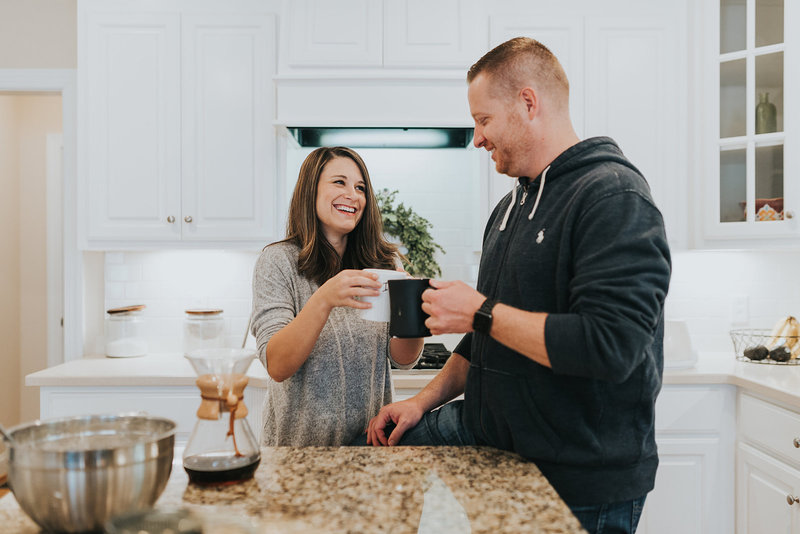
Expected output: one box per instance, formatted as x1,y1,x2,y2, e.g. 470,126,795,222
454,137,671,505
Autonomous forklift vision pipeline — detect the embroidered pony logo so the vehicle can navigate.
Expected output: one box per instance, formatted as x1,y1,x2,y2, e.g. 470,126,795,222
536,229,545,244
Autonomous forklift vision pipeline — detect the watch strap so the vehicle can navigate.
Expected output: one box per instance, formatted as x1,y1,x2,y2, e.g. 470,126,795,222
472,298,497,335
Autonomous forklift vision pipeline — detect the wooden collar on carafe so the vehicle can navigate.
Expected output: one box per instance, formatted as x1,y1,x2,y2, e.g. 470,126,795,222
196,374,249,420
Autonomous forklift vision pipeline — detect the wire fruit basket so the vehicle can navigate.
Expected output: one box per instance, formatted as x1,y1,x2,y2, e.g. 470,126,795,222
730,329,800,365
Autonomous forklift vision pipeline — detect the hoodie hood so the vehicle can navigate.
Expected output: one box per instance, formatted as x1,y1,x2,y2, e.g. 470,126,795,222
538,136,645,185
498,137,647,231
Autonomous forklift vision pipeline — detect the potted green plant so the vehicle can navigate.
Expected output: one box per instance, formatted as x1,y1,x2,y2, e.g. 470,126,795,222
375,189,445,278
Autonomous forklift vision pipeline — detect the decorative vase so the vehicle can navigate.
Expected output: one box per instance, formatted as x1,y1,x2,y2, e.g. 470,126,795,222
755,92,777,134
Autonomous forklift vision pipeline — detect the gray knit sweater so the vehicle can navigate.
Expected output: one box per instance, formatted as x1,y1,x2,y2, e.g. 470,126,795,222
250,242,413,446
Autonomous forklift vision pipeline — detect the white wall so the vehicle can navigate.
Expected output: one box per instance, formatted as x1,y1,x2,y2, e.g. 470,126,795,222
0,96,22,426
0,0,76,68
668,249,800,352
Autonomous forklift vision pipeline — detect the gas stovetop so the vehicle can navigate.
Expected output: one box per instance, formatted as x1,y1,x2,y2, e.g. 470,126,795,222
411,343,451,370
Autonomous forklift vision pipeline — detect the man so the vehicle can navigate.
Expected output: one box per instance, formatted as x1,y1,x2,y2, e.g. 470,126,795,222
365,37,671,533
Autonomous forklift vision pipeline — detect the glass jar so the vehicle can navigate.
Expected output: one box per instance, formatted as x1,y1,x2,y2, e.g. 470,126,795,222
184,309,225,354
105,305,147,358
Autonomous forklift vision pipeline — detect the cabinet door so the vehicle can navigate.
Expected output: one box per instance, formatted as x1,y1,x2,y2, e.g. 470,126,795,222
737,443,800,534
181,14,277,242
703,0,798,241
637,385,735,534
84,11,182,242
383,0,485,69
287,0,382,67
638,437,723,534
584,15,687,249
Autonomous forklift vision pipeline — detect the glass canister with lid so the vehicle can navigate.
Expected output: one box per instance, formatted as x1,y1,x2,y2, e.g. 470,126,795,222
184,309,225,354
105,305,148,358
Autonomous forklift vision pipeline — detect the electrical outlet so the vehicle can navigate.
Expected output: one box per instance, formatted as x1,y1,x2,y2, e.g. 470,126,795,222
731,294,749,325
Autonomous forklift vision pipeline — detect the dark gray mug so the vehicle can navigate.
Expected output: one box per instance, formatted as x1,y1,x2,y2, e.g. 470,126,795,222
388,279,432,338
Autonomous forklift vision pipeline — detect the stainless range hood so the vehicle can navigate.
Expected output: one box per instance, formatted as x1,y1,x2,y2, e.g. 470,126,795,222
288,127,474,149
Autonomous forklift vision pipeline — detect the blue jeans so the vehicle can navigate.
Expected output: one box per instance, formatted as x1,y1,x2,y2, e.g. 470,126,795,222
350,400,476,446
569,496,646,534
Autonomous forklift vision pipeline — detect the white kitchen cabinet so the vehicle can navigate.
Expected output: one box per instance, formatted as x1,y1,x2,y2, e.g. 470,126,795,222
738,444,800,534
637,385,736,534
490,7,688,249
285,0,486,70
79,2,277,247
737,392,800,533
383,0,485,68
82,11,182,242
701,0,800,244
180,14,276,242
286,0,382,68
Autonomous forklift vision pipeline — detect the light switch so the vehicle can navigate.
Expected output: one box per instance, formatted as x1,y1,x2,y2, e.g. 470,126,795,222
731,294,749,325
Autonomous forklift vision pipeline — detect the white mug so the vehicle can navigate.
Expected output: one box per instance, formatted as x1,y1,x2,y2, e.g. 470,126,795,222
359,268,408,322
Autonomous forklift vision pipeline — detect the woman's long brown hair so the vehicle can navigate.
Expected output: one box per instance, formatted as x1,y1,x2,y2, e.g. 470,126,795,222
278,146,398,286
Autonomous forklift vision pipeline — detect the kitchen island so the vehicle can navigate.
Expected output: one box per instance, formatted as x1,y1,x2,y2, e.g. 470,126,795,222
0,445,586,533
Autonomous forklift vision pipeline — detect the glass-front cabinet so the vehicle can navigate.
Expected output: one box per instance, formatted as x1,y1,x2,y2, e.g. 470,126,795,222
705,0,797,239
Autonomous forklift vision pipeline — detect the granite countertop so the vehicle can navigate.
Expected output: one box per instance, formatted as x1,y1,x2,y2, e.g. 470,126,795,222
0,446,585,534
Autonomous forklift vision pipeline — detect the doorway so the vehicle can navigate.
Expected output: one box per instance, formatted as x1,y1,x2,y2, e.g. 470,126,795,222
0,69,74,425
0,90,65,425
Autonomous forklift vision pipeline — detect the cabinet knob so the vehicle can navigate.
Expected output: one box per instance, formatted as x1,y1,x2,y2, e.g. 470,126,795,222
166,215,175,224
786,211,795,220
794,438,800,448
788,495,800,506
184,216,193,223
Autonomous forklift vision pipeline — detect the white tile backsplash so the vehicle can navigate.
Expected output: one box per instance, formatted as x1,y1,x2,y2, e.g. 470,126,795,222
104,251,260,353
102,248,800,357
667,250,800,353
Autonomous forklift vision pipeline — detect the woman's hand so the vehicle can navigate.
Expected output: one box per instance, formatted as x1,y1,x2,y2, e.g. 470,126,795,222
315,269,382,311
265,269,381,382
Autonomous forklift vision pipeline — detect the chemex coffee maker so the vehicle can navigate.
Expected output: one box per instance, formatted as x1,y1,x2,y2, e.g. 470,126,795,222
183,348,260,485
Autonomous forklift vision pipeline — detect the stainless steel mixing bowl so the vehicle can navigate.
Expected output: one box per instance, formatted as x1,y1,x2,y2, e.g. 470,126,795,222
4,413,176,533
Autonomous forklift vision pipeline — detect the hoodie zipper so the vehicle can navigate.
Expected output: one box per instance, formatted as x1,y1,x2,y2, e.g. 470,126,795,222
476,179,536,441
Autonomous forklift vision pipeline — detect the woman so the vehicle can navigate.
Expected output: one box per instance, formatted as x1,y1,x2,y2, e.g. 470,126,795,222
250,146,424,446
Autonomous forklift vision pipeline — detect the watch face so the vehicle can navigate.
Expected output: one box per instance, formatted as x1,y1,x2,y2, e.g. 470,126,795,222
473,300,494,334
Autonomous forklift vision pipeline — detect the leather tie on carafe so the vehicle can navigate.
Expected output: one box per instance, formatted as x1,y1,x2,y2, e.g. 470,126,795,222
196,373,249,456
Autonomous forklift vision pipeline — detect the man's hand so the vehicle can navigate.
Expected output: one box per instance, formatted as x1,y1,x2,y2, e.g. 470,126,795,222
366,399,425,446
421,279,485,335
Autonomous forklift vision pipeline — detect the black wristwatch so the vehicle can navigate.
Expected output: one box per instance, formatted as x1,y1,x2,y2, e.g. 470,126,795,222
472,298,497,335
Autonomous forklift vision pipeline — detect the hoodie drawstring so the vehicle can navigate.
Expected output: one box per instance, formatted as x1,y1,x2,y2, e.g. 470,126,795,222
528,165,548,221
498,180,517,231
498,165,549,231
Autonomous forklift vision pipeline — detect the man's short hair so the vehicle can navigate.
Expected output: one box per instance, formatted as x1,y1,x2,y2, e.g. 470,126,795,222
467,37,569,106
